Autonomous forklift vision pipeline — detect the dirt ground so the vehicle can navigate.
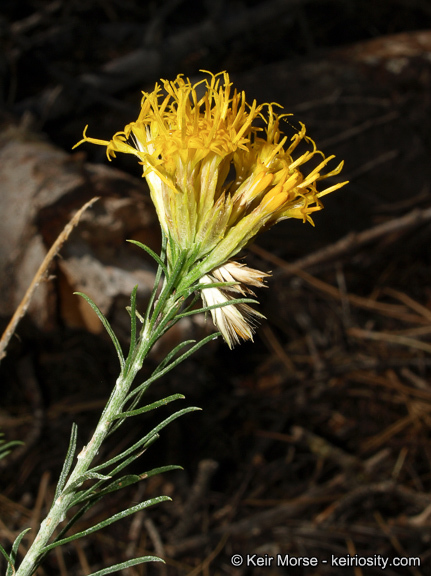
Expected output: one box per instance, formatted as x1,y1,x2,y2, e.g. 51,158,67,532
1,1,431,575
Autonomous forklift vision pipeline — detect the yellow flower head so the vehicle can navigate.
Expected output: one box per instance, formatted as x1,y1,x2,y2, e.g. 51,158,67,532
75,71,347,347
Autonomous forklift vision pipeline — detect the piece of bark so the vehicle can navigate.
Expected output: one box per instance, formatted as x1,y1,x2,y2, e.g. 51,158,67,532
0,123,160,333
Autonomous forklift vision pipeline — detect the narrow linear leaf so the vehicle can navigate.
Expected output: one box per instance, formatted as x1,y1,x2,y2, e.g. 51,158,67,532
142,308,181,358
148,297,184,342
71,474,141,507
0,448,14,460
74,292,125,370
101,408,199,481
126,335,219,404
150,251,187,325
0,544,12,574
122,341,195,416
0,441,24,457
46,500,95,557
69,487,102,509
68,453,180,523
157,333,220,373
108,379,172,435
127,240,168,276
83,472,112,481
139,433,159,450
97,474,142,495
83,465,181,504
174,293,200,319
125,285,138,372
88,433,159,475
114,394,185,420
5,528,31,576
144,465,183,478
55,423,78,500
93,408,192,490
176,297,258,319
166,232,180,264
144,233,167,324
152,340,196,375
42,496,171,553
183,241,201,270
177,280,238,301
141,407,200,443
0,432,24,460
88,555,163,576
111,384,155,432
72,440,175,508
62,471,113,498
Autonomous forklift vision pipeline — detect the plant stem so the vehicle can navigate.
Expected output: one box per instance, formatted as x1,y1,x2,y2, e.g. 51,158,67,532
15,252,189,576
15,342,148,576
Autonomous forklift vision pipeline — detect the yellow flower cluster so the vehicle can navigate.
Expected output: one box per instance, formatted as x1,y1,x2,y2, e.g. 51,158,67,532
75,71,347,347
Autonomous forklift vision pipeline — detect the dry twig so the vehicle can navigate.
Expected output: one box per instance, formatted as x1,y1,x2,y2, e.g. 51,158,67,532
0,197,99,361
270,206,431,275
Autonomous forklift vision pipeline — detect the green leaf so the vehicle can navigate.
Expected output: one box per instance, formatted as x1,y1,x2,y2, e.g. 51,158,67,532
183,241,202,271
87,555,163,576
174,293,200,319
74,293,125,371
92,407,199,479
83,472,112,481
114,394,185,420
140,433,159,450
57,457,173,543
150,251,187,326
73,436,163,506
141,407,200,443
55,423,78,500
5,528,31,576
96,474,142,494
0,432,23,460
68,449,178,512
124,285,138,373
70,452,182,508
125,335,218,404
0,544,12,574
177,280,238,301
41,496,171,553
144,465,183,478
127,240,168,276
45,501,95,557
82,466,181,503
63,472,111,498
152,340,196,375
150,296,185,338
71,474,142,507
144,233,167,325
176,297,258,319
62,472,113,498
87,434,158,476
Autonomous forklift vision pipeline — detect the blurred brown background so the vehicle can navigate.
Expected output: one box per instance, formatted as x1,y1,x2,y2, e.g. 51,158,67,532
1,1,431,574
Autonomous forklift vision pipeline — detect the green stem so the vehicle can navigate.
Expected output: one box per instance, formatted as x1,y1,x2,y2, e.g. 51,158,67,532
15,337,150,576
15,251,192,576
